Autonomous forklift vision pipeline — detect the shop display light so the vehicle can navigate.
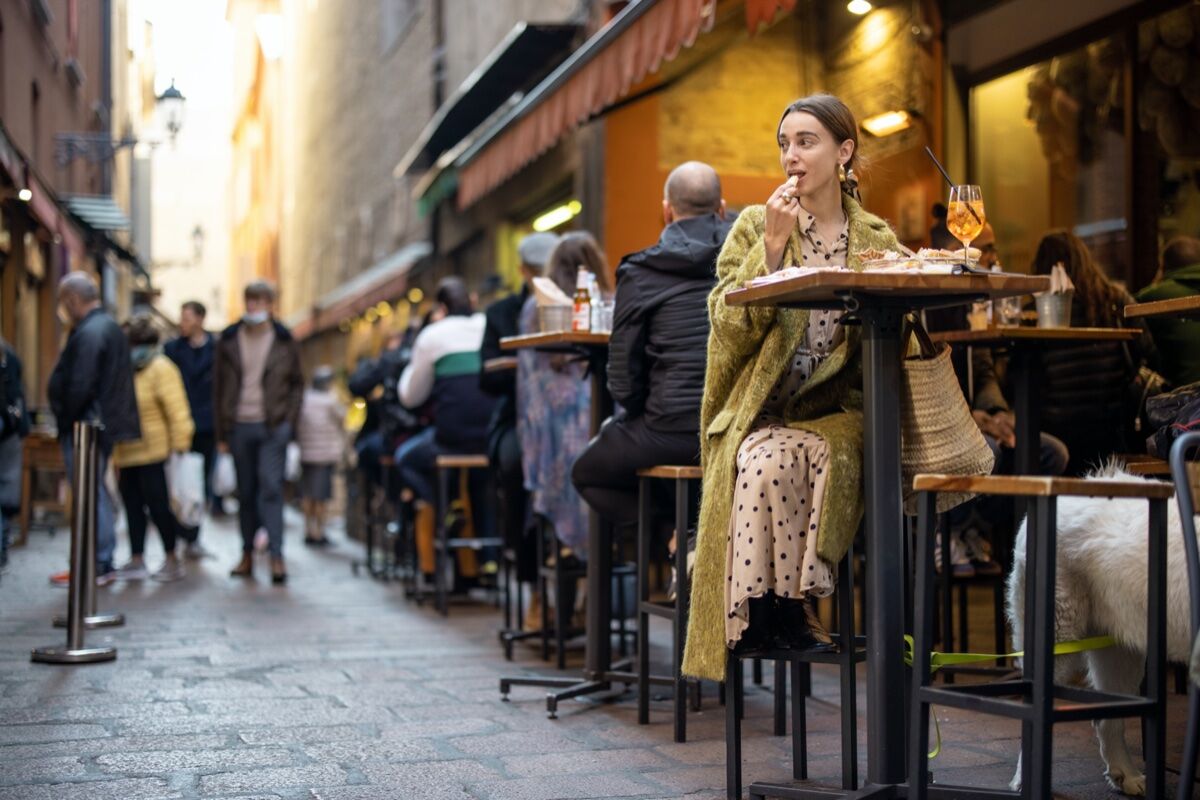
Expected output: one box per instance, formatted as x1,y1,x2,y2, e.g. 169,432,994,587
861,110,912,137
847,0,872,14
17,188,32,202
532,200,582,232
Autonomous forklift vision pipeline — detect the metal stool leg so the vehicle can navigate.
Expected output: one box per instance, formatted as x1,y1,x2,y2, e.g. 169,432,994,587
726,651,743,800
434,467,451,615
1028,495,1057,798
1145,497,1168,800
909,491,937,800
637,476,651,726
791,657,806,780
773,659,787,737
673,476,689,743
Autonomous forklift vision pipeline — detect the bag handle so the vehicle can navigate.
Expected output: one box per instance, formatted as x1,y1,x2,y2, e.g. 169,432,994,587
902,314,939,360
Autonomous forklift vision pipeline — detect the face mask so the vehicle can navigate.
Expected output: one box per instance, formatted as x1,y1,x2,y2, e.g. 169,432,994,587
243,311,269,326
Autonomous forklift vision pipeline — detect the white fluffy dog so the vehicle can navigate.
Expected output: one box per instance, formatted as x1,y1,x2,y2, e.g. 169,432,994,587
1005,466,1193,796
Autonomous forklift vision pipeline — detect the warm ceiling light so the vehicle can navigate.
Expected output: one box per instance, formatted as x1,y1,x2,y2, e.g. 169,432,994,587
532,200,582,233
17,188,32,202
407,287,424,305
375,301,392,317
847,0,872,14
861,110,912,137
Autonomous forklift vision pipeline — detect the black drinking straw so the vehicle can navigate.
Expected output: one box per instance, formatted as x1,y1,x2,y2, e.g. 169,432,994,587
925,146,982,225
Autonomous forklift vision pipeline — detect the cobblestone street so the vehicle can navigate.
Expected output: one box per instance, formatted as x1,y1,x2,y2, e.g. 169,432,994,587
0,512,1192,799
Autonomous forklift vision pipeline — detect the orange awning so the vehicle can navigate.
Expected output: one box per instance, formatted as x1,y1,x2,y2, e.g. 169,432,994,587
455,0,798,211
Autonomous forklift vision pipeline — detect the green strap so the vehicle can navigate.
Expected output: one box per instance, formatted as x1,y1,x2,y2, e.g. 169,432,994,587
903,634,1117,759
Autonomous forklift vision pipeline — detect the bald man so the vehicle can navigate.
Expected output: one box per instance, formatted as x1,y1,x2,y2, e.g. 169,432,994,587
46,271,140,585
572,161,730,531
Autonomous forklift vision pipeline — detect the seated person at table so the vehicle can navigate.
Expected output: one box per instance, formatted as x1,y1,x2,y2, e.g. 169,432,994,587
571,162,730,529
682,94,903,684
517,232,611,561
1032,230,1159,475
1135,235,1200,386
480,232,559,625
924,222,1069,575
396,278,497,572
348,327,422,489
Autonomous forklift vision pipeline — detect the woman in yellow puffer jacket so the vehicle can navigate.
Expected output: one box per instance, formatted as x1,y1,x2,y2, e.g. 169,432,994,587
112,315,195,582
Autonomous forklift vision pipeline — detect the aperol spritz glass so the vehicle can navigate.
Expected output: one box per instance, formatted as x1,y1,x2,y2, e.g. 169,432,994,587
947,185,985,263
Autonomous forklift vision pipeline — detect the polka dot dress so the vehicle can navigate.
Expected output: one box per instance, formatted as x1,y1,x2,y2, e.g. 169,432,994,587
724,212,849,647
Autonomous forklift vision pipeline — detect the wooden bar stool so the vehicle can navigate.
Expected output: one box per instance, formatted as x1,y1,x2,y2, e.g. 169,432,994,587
909,473,1173,800
635,465,701,743
17,431,67,546
433,454,502,616
727,548,866,800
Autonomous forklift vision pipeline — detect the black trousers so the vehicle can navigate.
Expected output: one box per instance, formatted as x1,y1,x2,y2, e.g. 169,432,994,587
571,415,700,529
118,461,184,557
490,423,536,583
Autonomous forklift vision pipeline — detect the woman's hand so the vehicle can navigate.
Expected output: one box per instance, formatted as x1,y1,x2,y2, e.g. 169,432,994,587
764,176,804,270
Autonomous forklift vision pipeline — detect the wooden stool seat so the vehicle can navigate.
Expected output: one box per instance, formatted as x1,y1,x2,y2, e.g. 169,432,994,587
636,465,702,480
1122,456,1171,477
913,473,1175,500
435,454,489,470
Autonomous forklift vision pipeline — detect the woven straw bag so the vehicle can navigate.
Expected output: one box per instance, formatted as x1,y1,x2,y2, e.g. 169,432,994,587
900,316,995,515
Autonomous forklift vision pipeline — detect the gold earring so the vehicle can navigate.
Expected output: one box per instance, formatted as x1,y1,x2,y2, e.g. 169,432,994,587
838,163,847,182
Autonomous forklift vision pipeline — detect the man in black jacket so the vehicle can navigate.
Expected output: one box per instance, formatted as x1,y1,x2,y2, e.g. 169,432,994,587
46,272,140,584
479,232,558,601
571,162,730,526
1,336,30,570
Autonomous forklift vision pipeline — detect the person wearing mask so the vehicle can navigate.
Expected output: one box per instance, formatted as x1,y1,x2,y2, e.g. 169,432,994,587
46,272,140,586
479,231,559,625
1033,230,1158,475
396,278,497,576
214,281,304,584
297,365,346,546
1136,235,1200,386
0,336,30,571
571,162,729,528
163,300,218,552
111,315,195,582
517,233,611,560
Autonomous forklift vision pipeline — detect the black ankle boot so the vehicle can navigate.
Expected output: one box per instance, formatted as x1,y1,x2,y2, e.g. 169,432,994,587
730,595,774,655
771,596,837,653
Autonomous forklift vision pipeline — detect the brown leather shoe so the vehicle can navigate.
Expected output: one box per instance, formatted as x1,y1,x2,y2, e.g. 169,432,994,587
230,553,253,578
270,557,288,585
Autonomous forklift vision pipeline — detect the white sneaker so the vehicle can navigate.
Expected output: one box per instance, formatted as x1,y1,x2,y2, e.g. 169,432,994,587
151,560,185,582
114,561,149,581
184,542,214,560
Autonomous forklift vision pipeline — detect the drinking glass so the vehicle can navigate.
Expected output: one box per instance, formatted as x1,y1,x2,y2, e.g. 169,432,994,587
947,185,986,263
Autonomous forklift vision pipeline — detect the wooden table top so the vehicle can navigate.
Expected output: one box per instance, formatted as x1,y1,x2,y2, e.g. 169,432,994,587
482,356,518,373
725,270,1050,308
913,473,1175,500
1123,294,1200,320
500,331,611,350
929,326,1141,345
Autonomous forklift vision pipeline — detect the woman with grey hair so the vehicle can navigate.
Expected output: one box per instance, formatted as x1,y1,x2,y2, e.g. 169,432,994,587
297,366,346,545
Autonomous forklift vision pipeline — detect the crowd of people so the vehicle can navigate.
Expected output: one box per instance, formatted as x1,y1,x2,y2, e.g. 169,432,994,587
0,94,1196,671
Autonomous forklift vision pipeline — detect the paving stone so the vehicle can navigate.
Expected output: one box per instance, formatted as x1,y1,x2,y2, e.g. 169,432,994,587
469,772,657,800
447,729,594,757
198,764,350,794
0,724,110,745
0,733,230,762
301,738,443,763
237,725,371,746
0,777,181,800
95,746,297,774
0,755,87,783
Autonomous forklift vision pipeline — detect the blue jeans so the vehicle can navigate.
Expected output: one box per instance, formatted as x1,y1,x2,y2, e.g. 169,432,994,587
61,439,116,572
230,421,290,558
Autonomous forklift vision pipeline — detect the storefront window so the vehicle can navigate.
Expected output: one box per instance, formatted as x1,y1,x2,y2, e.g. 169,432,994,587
972,34,1127,281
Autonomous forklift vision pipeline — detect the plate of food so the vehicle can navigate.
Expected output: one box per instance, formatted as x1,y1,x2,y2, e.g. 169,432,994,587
857,246,982,272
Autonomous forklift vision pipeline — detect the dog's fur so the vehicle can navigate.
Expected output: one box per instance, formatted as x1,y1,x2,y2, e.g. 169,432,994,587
1005,465,1193,796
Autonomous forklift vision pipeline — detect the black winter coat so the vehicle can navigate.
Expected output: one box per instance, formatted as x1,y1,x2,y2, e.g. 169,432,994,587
479,286,526,444
1039,295,1155,474
608,213,731,433
47,308,140,453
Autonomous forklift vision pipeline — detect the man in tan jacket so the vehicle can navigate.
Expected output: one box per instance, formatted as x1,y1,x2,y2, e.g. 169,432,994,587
213,281,303,584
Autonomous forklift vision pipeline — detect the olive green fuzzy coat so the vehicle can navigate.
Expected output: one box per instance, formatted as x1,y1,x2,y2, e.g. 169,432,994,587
682,195,900,682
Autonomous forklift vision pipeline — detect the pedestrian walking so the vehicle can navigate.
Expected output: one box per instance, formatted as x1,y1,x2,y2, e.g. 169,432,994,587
297,365,345,546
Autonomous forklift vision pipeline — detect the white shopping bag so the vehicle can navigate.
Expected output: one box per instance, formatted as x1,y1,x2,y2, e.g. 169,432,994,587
166,452,206,527
285,442,301,482
213,452,237,498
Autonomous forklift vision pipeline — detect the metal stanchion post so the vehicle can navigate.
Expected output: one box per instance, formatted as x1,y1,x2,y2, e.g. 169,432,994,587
33,422,117,664
53,422,124,629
